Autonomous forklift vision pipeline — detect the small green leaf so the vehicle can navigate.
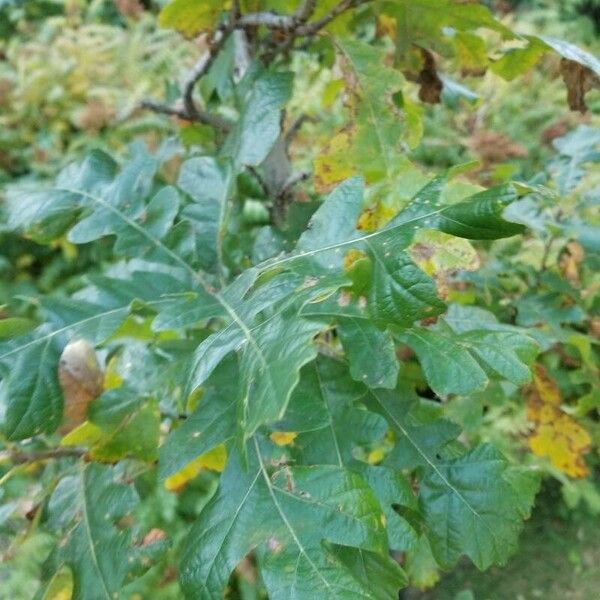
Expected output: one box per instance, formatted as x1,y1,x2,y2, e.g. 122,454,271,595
159,355,238,480
223,70,294,168
45,463,141,599
402,328,488,397
0,337,62,440
179,156,234,272
419,444,539,569
337,318,399,389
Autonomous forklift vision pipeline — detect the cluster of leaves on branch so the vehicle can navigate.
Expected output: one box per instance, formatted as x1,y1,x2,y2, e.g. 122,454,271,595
0,1,599,598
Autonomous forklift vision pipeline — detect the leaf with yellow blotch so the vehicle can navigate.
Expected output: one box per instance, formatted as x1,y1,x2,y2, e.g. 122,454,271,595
58,339,104,434
40,567,73,600
159,0,226,38
269,431,298,446
527,364,591,478
60,421,103,447
61,401,160,463
164,444,227,491
314,39,418,192
314,126,357,193
357,203,397,232
103,355,124,390
409,229,480,298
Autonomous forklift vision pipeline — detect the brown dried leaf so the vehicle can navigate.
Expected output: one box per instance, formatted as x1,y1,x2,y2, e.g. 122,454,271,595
58,339,104,434
559,241,585,287
560,58,600,113
469,130,528,166
417,49,443,104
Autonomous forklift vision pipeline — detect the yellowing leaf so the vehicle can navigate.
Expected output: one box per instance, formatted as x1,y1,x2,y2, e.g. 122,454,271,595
270,431,298,446
367,447,385,465
529,415,592,478
376,14,396,39
314,127,357,194
526,364,561,415
453,32,489,75
60,421,102,447
321,79,344,108
409,229,479,298
357,204,396,232
164,444,227,491
42,568,73,600
103,356,124,390
343,248,368,271
314,40,417,192
409,230,480,276
159,0,225,37
527,365,591,478
61,404,160,464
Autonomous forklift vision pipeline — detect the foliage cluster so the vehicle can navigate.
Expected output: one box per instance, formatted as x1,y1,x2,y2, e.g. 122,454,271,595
0,1,599,599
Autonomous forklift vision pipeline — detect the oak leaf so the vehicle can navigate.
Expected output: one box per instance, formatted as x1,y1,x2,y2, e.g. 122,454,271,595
527,364,591,477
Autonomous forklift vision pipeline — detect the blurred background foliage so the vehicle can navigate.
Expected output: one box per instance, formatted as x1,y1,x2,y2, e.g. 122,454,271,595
0,1,599,599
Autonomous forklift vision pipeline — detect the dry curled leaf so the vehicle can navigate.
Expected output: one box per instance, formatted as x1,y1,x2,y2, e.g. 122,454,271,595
469,130,528,166
559,241,585,287
58,339,104,433
526,364,591,478
75,100,115,133
417,48,443,104
560,58,600,113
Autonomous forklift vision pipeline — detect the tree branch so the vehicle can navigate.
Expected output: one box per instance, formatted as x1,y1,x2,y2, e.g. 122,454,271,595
182,25,233,117
141,1,370,134
296,0,369,36
294,0,318,23
238,12,296,30
231,0,241,20
285,113,314,149
141,99,232,132
0,447,88,464
278,171,310,198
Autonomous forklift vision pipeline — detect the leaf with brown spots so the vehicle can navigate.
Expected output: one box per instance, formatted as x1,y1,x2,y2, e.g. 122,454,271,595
527,364,591,478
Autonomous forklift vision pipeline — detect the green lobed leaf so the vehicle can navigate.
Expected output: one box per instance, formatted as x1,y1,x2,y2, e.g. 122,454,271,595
0,336,63,440
45,463,142,600
284,357,388,466
158,355,239,480
337,317,399,389
179,156,234,273
368,389,538,570
223,69,294,168
419,444,540,569
402,327,488,397
179,440,395,599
